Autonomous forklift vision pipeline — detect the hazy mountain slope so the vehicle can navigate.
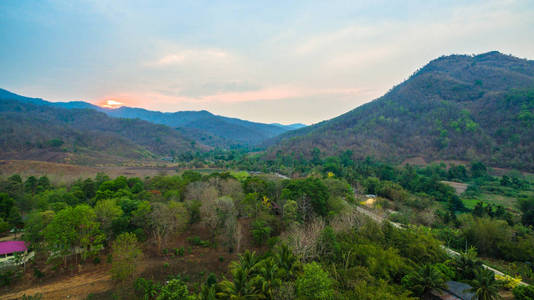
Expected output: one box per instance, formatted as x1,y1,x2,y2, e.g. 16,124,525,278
269,51,534,171
104,106,294,147
270,123,307,130
0,89,99,110
0,89,304,148
0,98,203,164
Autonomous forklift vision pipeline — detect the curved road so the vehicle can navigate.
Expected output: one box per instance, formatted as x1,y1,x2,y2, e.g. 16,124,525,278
355,206,529,286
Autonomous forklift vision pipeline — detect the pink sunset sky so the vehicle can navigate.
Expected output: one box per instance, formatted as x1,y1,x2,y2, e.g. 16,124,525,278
2,0,534,124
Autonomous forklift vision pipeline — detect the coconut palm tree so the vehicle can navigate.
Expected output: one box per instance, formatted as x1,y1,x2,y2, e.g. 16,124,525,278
217,251,263,300
468,268,502,300
217,265,262,300
273,244,301,280
256,258,282,299
402,264,447,300
231,250,260,275
452,247,483,280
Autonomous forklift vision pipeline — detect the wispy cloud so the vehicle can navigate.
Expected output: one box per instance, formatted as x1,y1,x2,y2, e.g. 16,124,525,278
2,0,534,123
148,49,230,66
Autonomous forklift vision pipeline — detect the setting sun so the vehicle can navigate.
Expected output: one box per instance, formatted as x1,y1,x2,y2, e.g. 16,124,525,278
100,100,123,109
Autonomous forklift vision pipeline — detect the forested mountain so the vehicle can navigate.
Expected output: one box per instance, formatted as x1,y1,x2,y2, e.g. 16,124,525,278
104,106,304,147
269,51,534,171
0,89,304,148
0,98,203,164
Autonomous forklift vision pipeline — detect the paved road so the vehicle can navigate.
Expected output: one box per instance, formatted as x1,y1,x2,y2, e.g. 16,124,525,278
355,206,529,286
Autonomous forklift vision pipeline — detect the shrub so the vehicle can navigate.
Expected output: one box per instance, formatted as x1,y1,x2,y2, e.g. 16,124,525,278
33,267,45,279
134,228,147,242
134,277,161,300
206,273,217,286
175,247,185,257
496,274,522,290
0,268,21,287
295,262,335,300
251,220,272,246
158,278,194,300
187,236,210,247
21,294,43,300
513,285,534,300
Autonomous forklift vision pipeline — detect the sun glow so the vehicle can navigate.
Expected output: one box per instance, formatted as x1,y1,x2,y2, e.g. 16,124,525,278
100,100,123,109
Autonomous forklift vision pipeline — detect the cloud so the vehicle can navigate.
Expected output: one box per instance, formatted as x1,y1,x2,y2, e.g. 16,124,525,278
148,48,230,66
6,0,534,124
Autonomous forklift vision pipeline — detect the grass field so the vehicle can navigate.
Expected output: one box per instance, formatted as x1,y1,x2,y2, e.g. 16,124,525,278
462,193,520,212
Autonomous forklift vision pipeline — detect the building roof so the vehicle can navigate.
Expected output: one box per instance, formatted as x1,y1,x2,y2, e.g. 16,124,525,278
445,281,474,300
0,241,27,255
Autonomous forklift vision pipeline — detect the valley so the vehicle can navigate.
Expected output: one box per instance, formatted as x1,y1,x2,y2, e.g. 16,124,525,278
1,49,534,300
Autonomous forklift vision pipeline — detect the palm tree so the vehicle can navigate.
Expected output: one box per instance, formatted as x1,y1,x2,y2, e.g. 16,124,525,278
468,268,502,300
452,247,483,280
402,264,447,300
256,258,282,299
273,244,301,280
231,250,260,275
217,265,262,300
217,251,263,300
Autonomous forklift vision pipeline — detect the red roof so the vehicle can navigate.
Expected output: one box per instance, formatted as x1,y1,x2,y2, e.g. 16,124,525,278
0,241,27,255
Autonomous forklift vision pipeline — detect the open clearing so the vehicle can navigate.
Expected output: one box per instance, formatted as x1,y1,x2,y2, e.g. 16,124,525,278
0,160,227,183
1,267,112,300
440,181,468,194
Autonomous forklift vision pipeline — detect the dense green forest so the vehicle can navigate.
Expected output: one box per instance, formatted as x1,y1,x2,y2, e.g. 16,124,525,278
1,152,534,299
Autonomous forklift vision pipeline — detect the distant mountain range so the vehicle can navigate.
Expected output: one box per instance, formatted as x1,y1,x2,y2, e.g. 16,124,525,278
102,106,305,147
268,51,534,171
0,97,201,164
0,89,305,150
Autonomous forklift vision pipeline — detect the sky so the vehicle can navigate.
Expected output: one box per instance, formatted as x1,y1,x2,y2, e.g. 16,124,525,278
1,0,534,124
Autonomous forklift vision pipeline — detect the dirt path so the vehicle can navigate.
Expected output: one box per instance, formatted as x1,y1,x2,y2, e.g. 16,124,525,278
1,269,112,300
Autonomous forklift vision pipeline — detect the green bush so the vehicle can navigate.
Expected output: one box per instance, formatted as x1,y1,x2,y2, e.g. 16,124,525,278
33,267,45,279
513,285,534,300
187,236,210,247
295,262,335,300
0,268,21,287
21,294,43,300
251,220,272,246
175,247,185,257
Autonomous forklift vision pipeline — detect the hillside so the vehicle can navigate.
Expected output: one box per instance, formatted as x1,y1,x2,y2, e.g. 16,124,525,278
0,98,203,164
269,51,534,171
0,89,304,148
103,106,302,147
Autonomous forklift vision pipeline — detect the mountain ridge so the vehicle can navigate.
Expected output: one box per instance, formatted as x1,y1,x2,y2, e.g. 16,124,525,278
0,88,304,148
268,51,534,171
0,97,204,164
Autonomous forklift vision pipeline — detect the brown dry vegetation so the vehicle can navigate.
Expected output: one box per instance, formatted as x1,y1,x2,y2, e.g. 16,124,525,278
0,218,256,300
0,160,227,184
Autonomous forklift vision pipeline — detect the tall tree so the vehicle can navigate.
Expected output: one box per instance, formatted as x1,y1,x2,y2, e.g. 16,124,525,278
44,205,104,265
468,268,502,300
402,264,447,300
111,232,143,283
